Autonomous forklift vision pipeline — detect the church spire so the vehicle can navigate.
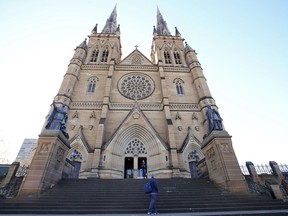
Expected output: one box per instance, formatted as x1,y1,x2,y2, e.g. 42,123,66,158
101,5,118,34
156,7,171,36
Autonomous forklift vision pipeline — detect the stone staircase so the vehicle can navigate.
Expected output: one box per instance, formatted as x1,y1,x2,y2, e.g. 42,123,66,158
0,178,287,215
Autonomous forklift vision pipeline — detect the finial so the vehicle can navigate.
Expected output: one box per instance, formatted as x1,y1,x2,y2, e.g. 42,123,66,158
175,26,181,37
135,45,138,50
92,23,98,34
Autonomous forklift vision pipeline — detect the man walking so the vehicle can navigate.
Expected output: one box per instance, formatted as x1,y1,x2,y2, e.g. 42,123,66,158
147,174,159,215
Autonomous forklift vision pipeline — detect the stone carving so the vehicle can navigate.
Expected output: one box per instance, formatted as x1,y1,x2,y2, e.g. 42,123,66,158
40,143,49,154
221,143,230,152
206,147,215,158
90,111,96,118
72,111,78,118
175,111,181,120
192,112,198,120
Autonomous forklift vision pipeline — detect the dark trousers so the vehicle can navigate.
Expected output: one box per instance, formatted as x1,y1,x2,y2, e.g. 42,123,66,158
148,193,158,213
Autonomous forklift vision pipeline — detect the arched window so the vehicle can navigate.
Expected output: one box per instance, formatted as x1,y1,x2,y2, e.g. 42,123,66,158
90,49,99,62
87,77,98,93
173,50,182,64
164,49,171,64
101,48,109,62
174,78,184,95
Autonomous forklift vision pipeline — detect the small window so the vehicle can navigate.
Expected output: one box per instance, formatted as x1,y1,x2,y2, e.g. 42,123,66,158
174,50,182,64
90,49,99,62
101,49,109,62
174,78,184,95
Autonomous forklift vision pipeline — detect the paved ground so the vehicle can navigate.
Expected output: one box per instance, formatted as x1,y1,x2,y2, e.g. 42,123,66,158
2,209,288,216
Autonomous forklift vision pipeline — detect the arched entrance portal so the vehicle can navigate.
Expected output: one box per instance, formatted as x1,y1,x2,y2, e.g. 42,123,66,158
124,137,148,179
102,124,169,179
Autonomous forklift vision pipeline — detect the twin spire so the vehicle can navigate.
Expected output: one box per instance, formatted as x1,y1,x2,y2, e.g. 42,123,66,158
91,5,180,37
91,5,120,35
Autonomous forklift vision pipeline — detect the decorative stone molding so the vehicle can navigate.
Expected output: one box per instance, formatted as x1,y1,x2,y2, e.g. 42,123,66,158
70,101,199,111
170,104,199,111
70,102,103,109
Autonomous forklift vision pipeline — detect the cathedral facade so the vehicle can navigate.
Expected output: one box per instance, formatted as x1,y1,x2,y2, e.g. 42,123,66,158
45,6,224,179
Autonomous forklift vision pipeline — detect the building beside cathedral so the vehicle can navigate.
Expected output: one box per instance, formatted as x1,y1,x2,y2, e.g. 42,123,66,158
41,6,229,179
15,139,38,166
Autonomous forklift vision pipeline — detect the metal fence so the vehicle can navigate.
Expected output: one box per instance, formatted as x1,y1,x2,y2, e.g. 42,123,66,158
15,165,29,177
240,164,288,175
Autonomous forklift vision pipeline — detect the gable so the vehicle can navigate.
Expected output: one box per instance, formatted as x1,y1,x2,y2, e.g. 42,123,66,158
120,49,153,65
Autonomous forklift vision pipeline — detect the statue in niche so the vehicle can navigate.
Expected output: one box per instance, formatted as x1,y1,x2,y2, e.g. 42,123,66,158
45,101,69,139
206,105,223,133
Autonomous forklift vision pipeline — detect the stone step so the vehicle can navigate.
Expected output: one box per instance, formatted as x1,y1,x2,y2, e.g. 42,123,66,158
0,178,287,215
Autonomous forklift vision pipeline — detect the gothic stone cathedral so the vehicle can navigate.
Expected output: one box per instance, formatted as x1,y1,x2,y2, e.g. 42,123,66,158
29,6,243,185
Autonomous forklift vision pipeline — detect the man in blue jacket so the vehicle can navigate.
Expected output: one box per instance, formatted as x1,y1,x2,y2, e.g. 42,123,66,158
147,174,159,215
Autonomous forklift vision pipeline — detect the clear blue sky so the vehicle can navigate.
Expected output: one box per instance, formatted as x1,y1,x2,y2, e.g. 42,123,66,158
0,0,287,165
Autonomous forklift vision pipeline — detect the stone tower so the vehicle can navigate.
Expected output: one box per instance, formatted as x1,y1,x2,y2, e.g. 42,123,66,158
22,6,247,194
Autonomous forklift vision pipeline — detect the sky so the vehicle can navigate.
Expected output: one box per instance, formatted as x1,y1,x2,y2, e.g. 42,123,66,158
0,0,287,165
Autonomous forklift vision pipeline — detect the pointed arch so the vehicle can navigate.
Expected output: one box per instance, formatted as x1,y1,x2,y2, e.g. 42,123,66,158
111,124,162,157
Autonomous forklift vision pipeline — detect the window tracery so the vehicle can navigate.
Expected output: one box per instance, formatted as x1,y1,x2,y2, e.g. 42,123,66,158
118,73,154,100
164,50,171,64
87,77,98,93
101,48,109,62
125,138,147,154
174,78,184,95
90,49,99,62
173,50,182,64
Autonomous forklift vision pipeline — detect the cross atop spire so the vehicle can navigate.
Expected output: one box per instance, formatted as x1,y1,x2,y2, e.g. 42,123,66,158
101,5,118,34
155,7,171,36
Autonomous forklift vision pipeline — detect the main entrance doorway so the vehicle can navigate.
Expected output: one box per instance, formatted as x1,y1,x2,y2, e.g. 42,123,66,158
124,157,134,178
124,157,147,179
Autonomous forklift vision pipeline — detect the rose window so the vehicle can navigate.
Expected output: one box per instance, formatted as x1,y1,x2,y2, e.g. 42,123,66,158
118,73,154,100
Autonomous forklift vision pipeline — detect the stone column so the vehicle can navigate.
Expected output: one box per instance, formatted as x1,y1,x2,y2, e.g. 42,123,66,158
133,152,139,178
267,161,286,199
18,130,70,197
269,161,285,184
246,161,262,184
202,130,248,194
